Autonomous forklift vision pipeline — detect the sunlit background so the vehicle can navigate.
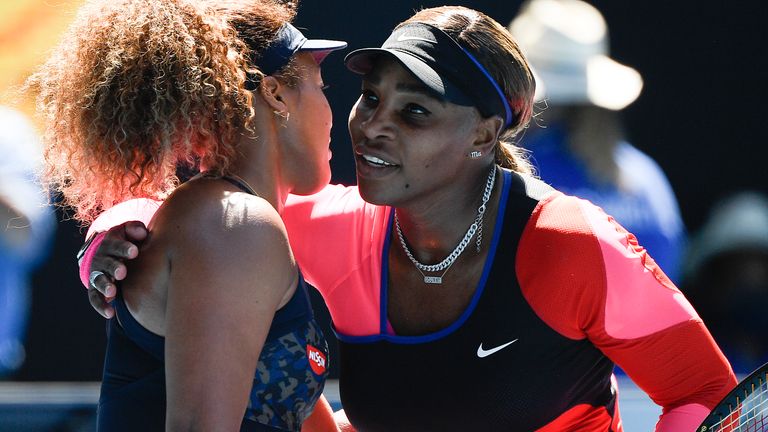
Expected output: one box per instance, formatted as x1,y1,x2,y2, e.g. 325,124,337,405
0,1,82,117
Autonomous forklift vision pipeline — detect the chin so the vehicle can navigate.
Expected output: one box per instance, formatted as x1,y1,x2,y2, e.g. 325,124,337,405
293,172,331,196
356,178,392,206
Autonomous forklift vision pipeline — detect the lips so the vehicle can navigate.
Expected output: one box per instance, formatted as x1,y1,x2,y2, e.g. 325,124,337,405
354,150,400,179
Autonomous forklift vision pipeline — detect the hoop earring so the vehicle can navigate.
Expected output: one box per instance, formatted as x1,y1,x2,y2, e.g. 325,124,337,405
468,150,482,159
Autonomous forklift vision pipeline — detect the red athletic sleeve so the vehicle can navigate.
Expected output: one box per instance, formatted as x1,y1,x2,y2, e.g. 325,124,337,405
517,192,736,431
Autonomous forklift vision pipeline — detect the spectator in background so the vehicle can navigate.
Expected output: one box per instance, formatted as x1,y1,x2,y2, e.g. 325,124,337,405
508,0,686,281
682,192,768,374
0,105,55,377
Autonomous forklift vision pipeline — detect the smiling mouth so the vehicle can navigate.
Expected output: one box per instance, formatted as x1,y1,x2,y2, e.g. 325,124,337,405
360,154,398,168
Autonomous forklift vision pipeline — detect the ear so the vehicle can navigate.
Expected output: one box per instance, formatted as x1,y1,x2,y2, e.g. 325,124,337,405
258,75,288,112
470,115,504,156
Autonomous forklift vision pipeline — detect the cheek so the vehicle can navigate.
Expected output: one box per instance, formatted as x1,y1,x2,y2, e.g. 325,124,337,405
318,94,332,125
348,99,364,135
417,133,468,168
302,94,331,141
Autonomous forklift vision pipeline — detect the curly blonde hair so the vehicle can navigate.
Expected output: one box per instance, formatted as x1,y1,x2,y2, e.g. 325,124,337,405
27,0,297,223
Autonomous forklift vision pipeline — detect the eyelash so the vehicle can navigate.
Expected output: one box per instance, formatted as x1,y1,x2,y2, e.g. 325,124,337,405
405,104,430,116
361,89,378,106
360,90,431,118
321,84,331,91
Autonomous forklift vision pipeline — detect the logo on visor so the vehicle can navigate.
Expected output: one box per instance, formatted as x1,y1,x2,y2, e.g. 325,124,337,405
396,34,436,44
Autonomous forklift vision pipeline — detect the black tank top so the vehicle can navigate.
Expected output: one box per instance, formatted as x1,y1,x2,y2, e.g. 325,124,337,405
336,171,616,431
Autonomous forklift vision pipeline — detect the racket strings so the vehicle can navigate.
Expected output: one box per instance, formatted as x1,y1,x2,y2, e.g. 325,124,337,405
710,373,768,431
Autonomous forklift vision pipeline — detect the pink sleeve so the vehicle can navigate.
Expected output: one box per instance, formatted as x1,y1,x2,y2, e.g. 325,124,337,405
78,198,162,288
283,185,390,336
517,193,736,431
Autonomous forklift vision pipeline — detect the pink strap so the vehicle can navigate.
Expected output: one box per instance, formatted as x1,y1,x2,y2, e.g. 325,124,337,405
79,232,107,289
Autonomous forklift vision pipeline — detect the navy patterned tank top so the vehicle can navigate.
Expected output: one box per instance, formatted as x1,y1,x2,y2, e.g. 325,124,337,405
97,174,329,431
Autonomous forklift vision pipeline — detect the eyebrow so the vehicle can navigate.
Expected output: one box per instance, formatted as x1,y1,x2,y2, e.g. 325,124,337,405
364,71,446,106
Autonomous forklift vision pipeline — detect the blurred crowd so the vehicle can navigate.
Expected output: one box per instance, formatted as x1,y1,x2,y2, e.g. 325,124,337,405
681,192,768,373
0,106,54,378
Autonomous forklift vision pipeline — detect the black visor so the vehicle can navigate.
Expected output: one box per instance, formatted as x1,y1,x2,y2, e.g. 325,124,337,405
344,23,513,127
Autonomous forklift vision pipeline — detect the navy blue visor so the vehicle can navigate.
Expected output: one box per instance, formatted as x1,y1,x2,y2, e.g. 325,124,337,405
255,23,347,75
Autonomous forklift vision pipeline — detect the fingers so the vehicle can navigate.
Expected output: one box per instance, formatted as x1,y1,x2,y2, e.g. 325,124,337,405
101,227,142,260
89,268,117,297
84,220,146,320
124,220,149,243
88,287,115,319
95,221,146,280
91,251,129,282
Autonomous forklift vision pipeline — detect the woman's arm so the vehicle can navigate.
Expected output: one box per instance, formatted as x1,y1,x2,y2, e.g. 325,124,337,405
163,191,296,431
568,202,736,430
517,194,736,431
82,185,367,317
80,185,352,317
282,185,375,292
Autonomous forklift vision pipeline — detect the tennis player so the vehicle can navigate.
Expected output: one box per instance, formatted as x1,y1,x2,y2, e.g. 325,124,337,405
80,5,735,431
30,0,345,430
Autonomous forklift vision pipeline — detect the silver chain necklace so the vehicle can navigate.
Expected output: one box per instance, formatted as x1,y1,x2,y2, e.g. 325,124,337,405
394,166,497,284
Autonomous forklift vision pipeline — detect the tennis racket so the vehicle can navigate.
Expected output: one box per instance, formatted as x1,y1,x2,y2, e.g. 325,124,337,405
698,362,768,431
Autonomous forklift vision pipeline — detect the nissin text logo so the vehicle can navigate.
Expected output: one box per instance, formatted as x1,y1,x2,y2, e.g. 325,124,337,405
307,345,327,375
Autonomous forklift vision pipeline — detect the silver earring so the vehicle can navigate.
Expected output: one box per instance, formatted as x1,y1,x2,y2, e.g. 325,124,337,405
469,150,482,159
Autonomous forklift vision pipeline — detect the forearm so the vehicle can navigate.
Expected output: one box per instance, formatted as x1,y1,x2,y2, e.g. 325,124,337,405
604,320,736,431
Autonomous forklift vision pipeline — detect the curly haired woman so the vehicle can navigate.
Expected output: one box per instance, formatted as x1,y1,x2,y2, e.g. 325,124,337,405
28,0,345,430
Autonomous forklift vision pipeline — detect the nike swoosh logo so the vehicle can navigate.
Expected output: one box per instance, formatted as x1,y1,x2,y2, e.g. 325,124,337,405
476,339,518,358
396,34,435,43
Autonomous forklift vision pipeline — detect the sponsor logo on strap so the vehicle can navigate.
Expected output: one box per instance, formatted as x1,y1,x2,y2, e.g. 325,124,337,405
307,345,327,375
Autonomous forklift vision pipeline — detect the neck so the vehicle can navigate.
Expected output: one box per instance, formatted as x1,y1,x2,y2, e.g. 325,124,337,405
221,117,290,213
395,165,498,264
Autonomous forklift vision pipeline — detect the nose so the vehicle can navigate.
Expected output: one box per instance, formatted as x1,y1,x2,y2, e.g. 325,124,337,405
355,104,394,142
